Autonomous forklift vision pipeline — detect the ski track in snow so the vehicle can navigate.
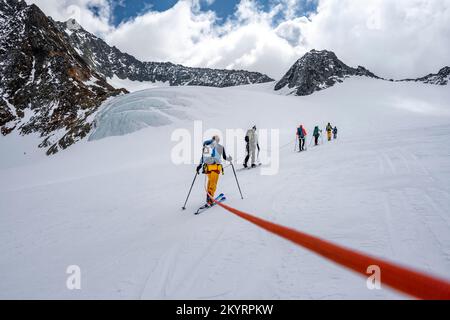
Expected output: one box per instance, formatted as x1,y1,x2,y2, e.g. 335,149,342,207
1,79,450,299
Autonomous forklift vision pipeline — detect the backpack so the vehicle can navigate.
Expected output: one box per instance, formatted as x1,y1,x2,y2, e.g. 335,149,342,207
202,140,220,164
313,127,319,136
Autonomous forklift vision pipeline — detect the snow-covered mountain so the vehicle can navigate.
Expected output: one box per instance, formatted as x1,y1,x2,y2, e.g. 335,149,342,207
275,49,449,96
0,0,126,155
55,19,274,89
274,50,381,96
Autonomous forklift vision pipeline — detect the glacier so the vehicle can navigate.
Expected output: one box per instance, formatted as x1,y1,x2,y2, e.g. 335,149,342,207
89,89,194,141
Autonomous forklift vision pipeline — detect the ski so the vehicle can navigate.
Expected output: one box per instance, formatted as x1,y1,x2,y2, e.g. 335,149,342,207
195,197,227,215
194,194,226,215
237,163,262,172
214,193,225,201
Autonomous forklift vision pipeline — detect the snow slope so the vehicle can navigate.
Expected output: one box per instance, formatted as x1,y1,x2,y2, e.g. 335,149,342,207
1,78,450,299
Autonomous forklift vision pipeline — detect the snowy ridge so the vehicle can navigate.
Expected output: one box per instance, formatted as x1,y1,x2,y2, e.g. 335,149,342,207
400,67,450,86
55,19,274,89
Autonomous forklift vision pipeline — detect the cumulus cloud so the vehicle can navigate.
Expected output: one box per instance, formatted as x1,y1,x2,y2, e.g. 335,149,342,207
103,0,307,78
26,0,450,79
302,0,450,78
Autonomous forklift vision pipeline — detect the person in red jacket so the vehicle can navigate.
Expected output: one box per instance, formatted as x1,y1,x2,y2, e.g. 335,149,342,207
296,125,307,152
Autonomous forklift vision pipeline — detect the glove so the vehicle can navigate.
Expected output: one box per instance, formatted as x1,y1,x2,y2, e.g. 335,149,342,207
227,156,233,162
196,164,202,174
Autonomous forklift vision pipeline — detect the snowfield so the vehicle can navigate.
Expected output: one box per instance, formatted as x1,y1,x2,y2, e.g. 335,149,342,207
1,78,450,299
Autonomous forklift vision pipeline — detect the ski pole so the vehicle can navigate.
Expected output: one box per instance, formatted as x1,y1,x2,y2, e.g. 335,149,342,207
294,138,297,152
182,172,199,210
231,162,244,200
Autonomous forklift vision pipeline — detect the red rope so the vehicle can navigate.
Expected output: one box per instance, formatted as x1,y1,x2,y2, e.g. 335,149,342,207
210,195,450,300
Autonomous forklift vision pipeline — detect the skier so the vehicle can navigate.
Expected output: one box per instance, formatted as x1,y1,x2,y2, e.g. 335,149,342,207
333,126,338,140
196,135,232,206
296,124,307,152
326,123,333,141
244,125,260,168
313,126,321,146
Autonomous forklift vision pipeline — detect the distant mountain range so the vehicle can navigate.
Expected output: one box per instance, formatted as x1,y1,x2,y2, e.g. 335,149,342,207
56,19,273,88
0,0,448,155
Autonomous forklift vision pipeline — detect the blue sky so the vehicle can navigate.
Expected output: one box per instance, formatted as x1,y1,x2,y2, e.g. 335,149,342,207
108,0,318,26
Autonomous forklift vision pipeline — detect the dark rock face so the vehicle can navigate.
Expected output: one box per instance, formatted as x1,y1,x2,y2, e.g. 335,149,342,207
400,67,450,85
55,19,274,87
0,0,126,154
275,50,381,96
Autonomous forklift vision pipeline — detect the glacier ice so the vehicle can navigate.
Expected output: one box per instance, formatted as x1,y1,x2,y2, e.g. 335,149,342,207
89,90,191,141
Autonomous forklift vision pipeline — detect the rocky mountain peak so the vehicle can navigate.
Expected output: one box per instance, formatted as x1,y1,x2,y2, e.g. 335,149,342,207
275,49,381,96
0,0,126,154
275,49,449,96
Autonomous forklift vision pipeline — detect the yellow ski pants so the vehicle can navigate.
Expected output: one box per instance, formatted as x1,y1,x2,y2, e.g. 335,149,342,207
206,164,222,201
327,130,332,141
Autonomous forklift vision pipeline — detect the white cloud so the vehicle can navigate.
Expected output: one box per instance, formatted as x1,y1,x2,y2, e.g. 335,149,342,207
26,0,113,35
103,0,306,78
26,0,450,79
302,0,450,78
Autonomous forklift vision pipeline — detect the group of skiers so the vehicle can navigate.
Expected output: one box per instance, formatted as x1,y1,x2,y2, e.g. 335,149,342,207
296,122,338,152
188,123,338,212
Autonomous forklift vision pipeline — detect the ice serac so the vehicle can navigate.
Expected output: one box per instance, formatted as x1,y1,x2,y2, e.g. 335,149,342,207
89,89,193,141
54,20,274,88
274,49,381,96
0,0,127,155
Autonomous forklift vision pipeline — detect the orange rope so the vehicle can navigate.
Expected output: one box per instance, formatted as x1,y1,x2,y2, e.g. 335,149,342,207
209,195,450,300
